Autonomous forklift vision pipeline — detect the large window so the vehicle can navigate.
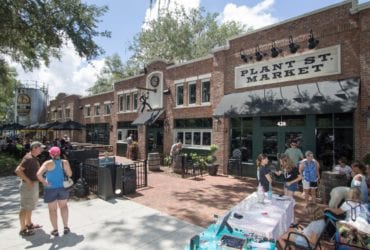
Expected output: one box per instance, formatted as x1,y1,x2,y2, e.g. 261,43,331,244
104,103,111,115
316,113,353,170
118,94,124,112
65,109,70,118
133,92,138,111
85,106,91,117
94,104,100,116
174,118,212,147
86,123,110,145
125,94,131,112
188,81,196,105
201,80,210,103
117,121,138,143
176,84,184,106
230,117,253,162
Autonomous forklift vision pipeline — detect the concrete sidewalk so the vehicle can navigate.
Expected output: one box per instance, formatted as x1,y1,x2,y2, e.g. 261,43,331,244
0,176,204,250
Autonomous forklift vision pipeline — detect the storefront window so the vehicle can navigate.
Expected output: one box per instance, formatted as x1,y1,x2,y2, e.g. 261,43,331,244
230,117,252,162
194,132,201,145
203,132,211,145
316,113,353,170
86,123,109,145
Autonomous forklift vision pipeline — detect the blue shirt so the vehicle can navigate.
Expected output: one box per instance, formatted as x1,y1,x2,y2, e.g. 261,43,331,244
45,159,64,189
302,159,318,182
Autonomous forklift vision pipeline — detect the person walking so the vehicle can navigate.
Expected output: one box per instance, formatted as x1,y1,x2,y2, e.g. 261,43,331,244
284,140,304,167
15,141,44,236
299,151,320,204
37,146,72,236
170,140,182,164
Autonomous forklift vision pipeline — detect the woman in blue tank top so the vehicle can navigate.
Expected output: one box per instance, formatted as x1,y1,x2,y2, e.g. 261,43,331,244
37,146,72,237
299,151,320,204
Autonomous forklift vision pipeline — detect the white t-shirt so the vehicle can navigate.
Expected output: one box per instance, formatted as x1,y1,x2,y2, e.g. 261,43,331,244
333,165,352,179
340,201,368,221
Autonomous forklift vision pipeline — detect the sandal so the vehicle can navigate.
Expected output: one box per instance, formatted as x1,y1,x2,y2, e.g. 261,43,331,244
26,223,42,230
64,227,70,235
19,229,35,237
50,229,59,237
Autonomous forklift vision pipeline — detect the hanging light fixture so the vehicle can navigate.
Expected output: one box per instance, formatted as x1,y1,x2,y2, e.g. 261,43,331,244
271,41,282,58
255,45,263,61
240,49,249,63
288,35,300,53
308,30,319,49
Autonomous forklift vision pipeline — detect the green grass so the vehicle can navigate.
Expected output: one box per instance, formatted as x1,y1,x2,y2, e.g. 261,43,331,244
0,153,19,176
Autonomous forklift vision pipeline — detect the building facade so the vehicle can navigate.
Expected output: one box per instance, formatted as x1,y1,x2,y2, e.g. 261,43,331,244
48,1,370,176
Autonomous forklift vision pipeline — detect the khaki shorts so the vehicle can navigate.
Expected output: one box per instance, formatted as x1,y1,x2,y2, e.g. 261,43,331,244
20,181,39,210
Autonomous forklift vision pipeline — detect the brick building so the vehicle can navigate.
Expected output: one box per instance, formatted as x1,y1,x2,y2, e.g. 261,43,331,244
48,1,370,176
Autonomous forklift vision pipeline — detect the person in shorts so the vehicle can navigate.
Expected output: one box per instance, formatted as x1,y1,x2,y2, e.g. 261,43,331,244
275,153,301,197
15,141,44,236
37,146,72,237
299,151,320,204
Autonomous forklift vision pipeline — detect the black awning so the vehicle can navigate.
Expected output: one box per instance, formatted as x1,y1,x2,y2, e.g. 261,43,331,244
132,109,164,126
213,78,360,117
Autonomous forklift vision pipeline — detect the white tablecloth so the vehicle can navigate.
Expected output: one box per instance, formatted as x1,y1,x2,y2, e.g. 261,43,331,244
224,192,295,240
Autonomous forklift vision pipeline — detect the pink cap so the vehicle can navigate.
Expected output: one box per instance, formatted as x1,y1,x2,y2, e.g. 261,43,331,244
49,146,61,157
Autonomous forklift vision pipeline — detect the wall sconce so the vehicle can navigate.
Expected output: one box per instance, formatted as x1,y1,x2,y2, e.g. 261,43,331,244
240,49,252,63
308,29,319,49
163,89,171,95
110,125,113,131
79,106,83,110
270,41,282,58
255,45,264,61
288,35,300,53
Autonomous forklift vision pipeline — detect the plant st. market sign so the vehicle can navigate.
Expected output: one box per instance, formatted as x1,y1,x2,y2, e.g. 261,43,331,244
235,45,341,88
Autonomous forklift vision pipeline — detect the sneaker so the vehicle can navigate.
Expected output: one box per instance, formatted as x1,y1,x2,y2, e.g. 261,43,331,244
19,229,35,237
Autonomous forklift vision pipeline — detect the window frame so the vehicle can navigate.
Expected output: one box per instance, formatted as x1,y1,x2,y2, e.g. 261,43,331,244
201,79,211,104
176,83,184,107
188,81,197,105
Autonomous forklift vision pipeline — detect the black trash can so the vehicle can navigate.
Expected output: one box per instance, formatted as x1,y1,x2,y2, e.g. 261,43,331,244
115,165,137,195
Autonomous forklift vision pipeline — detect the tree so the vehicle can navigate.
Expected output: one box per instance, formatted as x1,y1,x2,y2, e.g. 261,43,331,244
0,60,20,122
129,6,245,64
87,54,125,95
0,0,110,70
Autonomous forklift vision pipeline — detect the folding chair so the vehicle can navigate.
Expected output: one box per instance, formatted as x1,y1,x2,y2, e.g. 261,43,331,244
284,220,330,250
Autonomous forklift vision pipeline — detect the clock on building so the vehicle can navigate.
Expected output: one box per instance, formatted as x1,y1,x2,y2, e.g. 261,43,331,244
150,75,160,87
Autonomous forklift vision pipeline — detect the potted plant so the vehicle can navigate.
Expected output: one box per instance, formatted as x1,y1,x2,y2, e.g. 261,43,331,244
206,144,219,176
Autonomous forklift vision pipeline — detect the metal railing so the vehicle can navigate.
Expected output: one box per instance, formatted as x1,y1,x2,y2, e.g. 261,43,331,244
82,160,147,197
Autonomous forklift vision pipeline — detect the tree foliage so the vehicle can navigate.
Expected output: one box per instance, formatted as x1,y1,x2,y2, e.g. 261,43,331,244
0,60,20,122
0,0,110,70
90,5,246,93
129,6,245,64
87,54,125,95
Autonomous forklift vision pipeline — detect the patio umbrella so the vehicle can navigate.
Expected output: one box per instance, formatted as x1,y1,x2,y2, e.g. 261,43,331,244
41,121,62,130
53,120,85,130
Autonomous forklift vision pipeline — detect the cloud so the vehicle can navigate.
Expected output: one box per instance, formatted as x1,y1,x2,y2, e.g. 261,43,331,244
9,42,104,99
220,0,278,29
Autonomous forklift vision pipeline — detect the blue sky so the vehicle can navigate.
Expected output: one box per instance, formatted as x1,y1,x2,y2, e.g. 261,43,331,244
11,0,366,98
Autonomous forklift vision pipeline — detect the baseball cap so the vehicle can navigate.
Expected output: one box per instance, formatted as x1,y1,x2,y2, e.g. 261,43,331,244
49,146,61,157
30,141,46,149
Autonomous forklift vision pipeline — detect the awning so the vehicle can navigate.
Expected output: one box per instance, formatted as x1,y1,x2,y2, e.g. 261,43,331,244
213,78,360,117
132,110,164,126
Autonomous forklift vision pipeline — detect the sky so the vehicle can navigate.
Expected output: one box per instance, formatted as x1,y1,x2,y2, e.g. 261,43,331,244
10,0,364,99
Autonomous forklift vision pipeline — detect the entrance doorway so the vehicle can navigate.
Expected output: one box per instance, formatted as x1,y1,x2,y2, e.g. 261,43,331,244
147,120,164,154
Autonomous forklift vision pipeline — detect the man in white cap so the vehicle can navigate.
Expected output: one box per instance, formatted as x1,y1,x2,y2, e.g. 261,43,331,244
15,141,45,236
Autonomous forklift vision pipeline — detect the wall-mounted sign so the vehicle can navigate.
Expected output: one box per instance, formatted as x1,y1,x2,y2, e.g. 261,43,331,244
235,45,341,88
17,93,31,116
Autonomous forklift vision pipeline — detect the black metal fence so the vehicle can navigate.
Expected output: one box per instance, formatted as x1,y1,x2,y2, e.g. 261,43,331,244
81,160,147,199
